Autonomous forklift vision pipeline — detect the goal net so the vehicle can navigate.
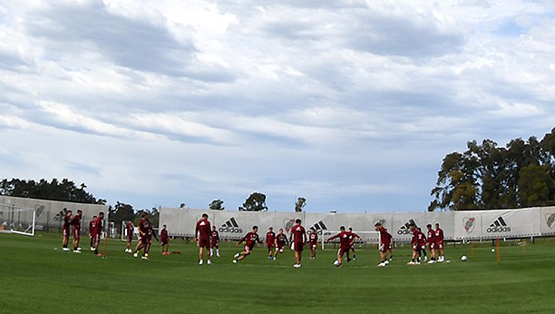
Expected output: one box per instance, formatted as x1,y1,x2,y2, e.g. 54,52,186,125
120,221,139,241
0,204,36,236
321,230,380,250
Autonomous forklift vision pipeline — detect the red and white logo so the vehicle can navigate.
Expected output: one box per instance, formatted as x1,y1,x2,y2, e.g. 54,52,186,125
463,218,475,233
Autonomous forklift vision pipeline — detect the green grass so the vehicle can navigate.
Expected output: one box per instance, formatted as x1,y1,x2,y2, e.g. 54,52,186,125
1,233,555,314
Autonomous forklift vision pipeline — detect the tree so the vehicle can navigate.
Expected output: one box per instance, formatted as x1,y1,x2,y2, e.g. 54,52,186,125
238,192,268,212
0,177,105,204
518,164,555,207
209,199,225,210
295,197,306,212
109,201,135,232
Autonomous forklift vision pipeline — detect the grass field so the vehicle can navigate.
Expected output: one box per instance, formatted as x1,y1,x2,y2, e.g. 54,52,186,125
1,233,554,314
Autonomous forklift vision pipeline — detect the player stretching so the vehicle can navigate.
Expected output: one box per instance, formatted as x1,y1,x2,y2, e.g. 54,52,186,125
62,210,73,251
233,226,262,263
266,227,276,259
160,224,169,255
375,222,391,267
210,226,220,258
273,228,288,260
290,219,306,268
308,227,318,259
347,227,361,261
426,224,437,263
435,223,445,262
133,213,150,259
407,224,420,265
325,226,353,268
89,216,96,251
124,220,134,253
92,212,104,256
71,210,83,253
195,213,212,265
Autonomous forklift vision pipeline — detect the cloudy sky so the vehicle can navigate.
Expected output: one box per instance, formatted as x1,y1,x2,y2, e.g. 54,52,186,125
1,0,555,213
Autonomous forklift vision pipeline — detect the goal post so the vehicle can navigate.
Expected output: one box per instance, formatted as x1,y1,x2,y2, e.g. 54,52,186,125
0,204,36,237
321,230,380,250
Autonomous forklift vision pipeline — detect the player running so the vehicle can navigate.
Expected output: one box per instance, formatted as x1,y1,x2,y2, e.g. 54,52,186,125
62,210,73,251
273,228,288,260
290,219,307,268
266,227,276,259
347,227,361,261
124,220,134,253
92,212,104,257
233,226,262,263
210,226,220,258
325,226,354,268
71,210,82,253
407,224,420,265
133,213,150,260
375,222,391,267
426,224,437,263
308,227,318,259
435,223,445,262
160,224,169,255
89,216,96,251
195,213,212,265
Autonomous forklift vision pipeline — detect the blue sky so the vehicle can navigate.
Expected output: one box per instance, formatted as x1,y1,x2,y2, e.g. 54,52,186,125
1,0,555,212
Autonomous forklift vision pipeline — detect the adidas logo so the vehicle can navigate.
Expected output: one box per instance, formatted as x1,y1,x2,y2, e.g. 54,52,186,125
487,217,511,233
311,220,327,231
397,219,417,235
219,217,243,233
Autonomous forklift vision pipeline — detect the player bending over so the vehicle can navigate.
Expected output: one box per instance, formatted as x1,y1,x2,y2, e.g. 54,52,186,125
290,219,307,268
210,226,220,258
308,227,318,259
435,223,445,262
133,213,151,259
233,226,262,263
375,222,391,267
62,210,73,251
266,227,276,259
426,224,437,263
273,228,288,260
195,213,212,265
89,216,96,251
92,212,104,257
71,210,82,253
325,226,354,268
125,220,134,253
407,224,420,265
347,227,361,261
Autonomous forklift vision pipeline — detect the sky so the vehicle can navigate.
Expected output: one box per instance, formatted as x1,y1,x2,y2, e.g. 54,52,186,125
1,0,555,213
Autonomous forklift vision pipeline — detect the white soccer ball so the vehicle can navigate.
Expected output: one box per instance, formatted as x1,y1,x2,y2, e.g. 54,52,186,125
491,248,495,253
333,260,340,267
460,255,467,261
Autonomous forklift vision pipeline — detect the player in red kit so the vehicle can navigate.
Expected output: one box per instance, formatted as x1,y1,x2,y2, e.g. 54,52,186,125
308,227,318,259
92,212,104,256
426,224,437,263
62,210,73,251
71,210,82,253
273,228,288,260
89,215,97,251
266,227,276,259
347,227,361,261
325,226,354,268
290,219,306,268
435,223,445,262
417,227,427,262
375,222,391,267
160,224,169,255
133,213,150,259
125,221,134,253
233,226,262,263
408,224,420,265
210,226,220,258
195,213,212,265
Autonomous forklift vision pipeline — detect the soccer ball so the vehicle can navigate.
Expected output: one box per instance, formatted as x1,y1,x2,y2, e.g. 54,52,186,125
460,255,467,261
491,248,495,253
333,260,340,267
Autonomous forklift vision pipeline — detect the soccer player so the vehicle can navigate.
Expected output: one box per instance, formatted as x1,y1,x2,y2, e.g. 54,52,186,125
435,223,445,262
133,213,150,259
375,222,391,267
325,226,353,268
195,213,212,265
92,212,104,256
125,220,134,253
290,219,306,268
145,222,159,257
384,227,394,261
407,224,420,265
273,228,288,260
160,224,169,255
417,227,428,262
308,227,318,259
89,216,97,251
62,210,73,251
71,210,83,253
210,226,220,258
266,227,276,259
233,226,262,263
347,227,362,261
426,224,437,263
